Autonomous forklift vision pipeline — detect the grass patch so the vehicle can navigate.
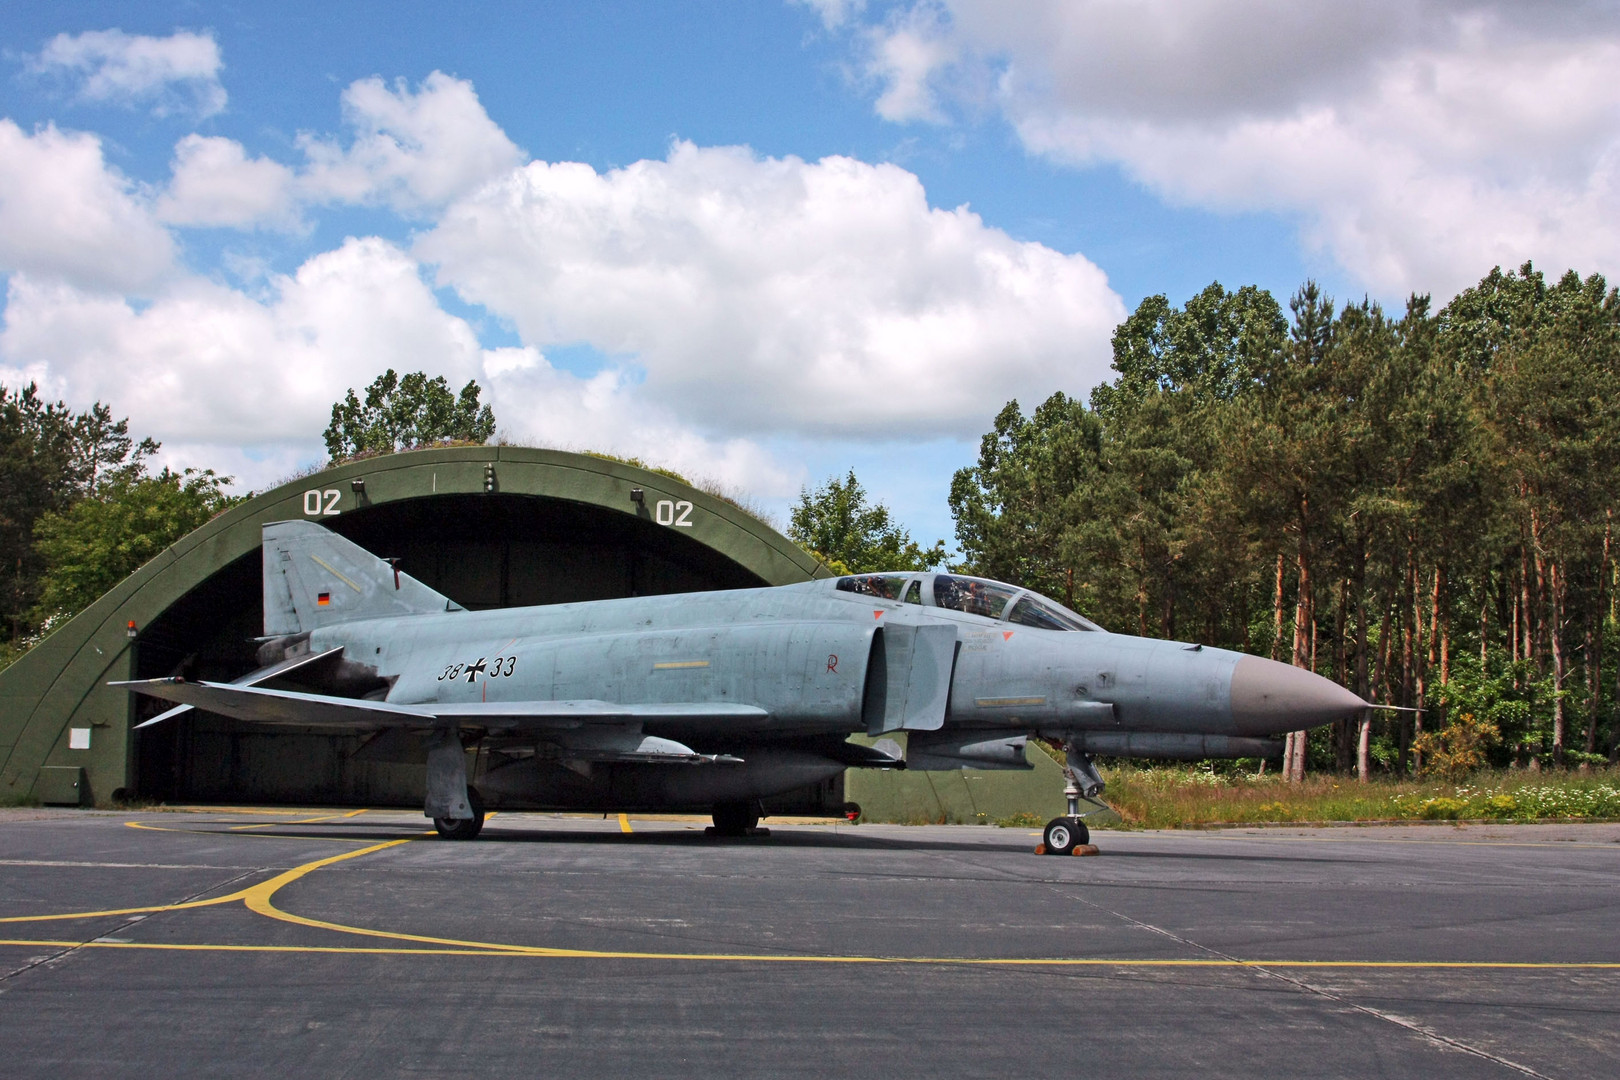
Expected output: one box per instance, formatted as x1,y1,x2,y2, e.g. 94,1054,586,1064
995,811,1044,828
1097,765,1620,829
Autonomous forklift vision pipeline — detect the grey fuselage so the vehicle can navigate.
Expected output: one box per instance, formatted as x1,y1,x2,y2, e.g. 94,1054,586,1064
319,575,1347,752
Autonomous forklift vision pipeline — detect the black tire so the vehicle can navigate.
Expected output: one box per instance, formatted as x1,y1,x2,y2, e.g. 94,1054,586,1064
1043,816,1088,855
712,801,760,836
434,786,486,840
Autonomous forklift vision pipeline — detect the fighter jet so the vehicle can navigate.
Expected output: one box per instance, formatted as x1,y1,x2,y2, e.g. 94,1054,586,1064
117,521,1370,853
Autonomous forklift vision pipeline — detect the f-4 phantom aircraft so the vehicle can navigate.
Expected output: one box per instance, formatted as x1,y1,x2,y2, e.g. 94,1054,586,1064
117,521,1370,853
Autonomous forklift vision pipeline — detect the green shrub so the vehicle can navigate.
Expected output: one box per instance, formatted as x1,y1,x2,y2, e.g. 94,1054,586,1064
1416,797,1468,819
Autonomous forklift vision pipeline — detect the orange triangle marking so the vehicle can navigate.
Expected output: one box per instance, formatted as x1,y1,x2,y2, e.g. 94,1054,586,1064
874,610,884,619
1003,631,1014,641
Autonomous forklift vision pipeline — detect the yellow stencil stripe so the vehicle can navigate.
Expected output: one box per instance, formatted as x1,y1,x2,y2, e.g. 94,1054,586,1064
309,554,363,593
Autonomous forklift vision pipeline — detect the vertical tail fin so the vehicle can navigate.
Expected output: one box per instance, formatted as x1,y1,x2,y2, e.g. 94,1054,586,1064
263,520,463,635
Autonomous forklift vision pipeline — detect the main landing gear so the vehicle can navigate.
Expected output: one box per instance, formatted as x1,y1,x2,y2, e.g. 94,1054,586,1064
434,785,486,840
1041,742,1104,856
709,801,763,837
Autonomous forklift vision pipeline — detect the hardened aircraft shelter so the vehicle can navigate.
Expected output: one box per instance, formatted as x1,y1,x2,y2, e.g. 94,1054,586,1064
0,446,1066,820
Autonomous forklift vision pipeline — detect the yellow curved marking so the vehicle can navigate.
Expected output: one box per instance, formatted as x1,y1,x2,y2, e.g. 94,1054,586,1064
125,820,378,843
167,806,309,816
0,893,242,925
0,825,404,926
230,808,369,831
8,819,1620,968
618,813,633,833
239,837,567,954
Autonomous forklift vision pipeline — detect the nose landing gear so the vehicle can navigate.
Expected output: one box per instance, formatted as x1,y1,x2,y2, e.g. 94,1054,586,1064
1040,742,1105,856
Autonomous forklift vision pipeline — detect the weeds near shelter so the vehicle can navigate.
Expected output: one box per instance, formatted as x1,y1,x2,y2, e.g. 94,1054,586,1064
1097,763,1620,828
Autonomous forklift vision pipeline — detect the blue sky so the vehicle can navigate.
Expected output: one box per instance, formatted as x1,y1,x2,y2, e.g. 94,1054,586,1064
1,2,1615,552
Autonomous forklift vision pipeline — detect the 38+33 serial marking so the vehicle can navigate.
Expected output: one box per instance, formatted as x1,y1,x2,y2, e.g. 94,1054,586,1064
437,655,518,683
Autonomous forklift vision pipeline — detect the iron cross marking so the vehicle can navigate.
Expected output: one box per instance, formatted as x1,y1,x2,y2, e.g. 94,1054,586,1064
463,657,488,683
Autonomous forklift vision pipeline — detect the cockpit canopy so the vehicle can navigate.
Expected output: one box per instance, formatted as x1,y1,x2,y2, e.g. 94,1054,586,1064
834,572,1102,631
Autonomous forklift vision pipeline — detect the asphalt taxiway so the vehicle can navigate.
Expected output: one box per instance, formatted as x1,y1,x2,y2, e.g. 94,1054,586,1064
2,808,1617,1079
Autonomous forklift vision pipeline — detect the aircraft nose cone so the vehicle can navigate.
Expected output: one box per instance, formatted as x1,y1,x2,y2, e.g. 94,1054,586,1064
1230,655,1367,735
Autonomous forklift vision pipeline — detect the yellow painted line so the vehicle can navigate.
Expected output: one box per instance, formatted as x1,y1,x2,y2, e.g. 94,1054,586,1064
123,821,379,843
230,808,371,831
0,939,529,955
241,849,579,954
0,938,1616,969
1192,831,1620,850
164,806,310,816
618,814,633,833
652,660,709,670
10,823,1620,969
309,554,363,592
0,893,242,925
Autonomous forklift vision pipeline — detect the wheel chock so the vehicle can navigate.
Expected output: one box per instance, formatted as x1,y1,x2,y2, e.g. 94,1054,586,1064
1072,844,1100,856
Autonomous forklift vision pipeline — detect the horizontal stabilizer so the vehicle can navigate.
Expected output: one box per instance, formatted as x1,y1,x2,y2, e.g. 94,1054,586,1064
117,678,435,730
136,703,192,731
132,647,349,729
116,678,770,733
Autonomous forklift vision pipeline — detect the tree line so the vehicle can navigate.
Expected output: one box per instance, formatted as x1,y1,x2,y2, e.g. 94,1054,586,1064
948,262,1620,775
0,369,494,669
0,385,235,665
9,273,1617,783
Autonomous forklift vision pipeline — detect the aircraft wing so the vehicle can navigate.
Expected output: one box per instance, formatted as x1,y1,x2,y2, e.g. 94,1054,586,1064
114,678,770,733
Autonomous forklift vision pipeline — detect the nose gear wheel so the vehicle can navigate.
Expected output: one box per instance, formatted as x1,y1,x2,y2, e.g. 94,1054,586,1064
1042,816,1088,855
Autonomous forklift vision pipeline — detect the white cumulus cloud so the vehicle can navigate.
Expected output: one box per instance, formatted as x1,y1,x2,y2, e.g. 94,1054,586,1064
299,72,525,213
838,0,1620,296
0,236,798,497
31,29,226,118
795,0,870,31
152,73,527,230
479,351,801,497
0,238,482,450
156,134,299,228
0,119,174,293
3,66,1126,501
417,140,1124,440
